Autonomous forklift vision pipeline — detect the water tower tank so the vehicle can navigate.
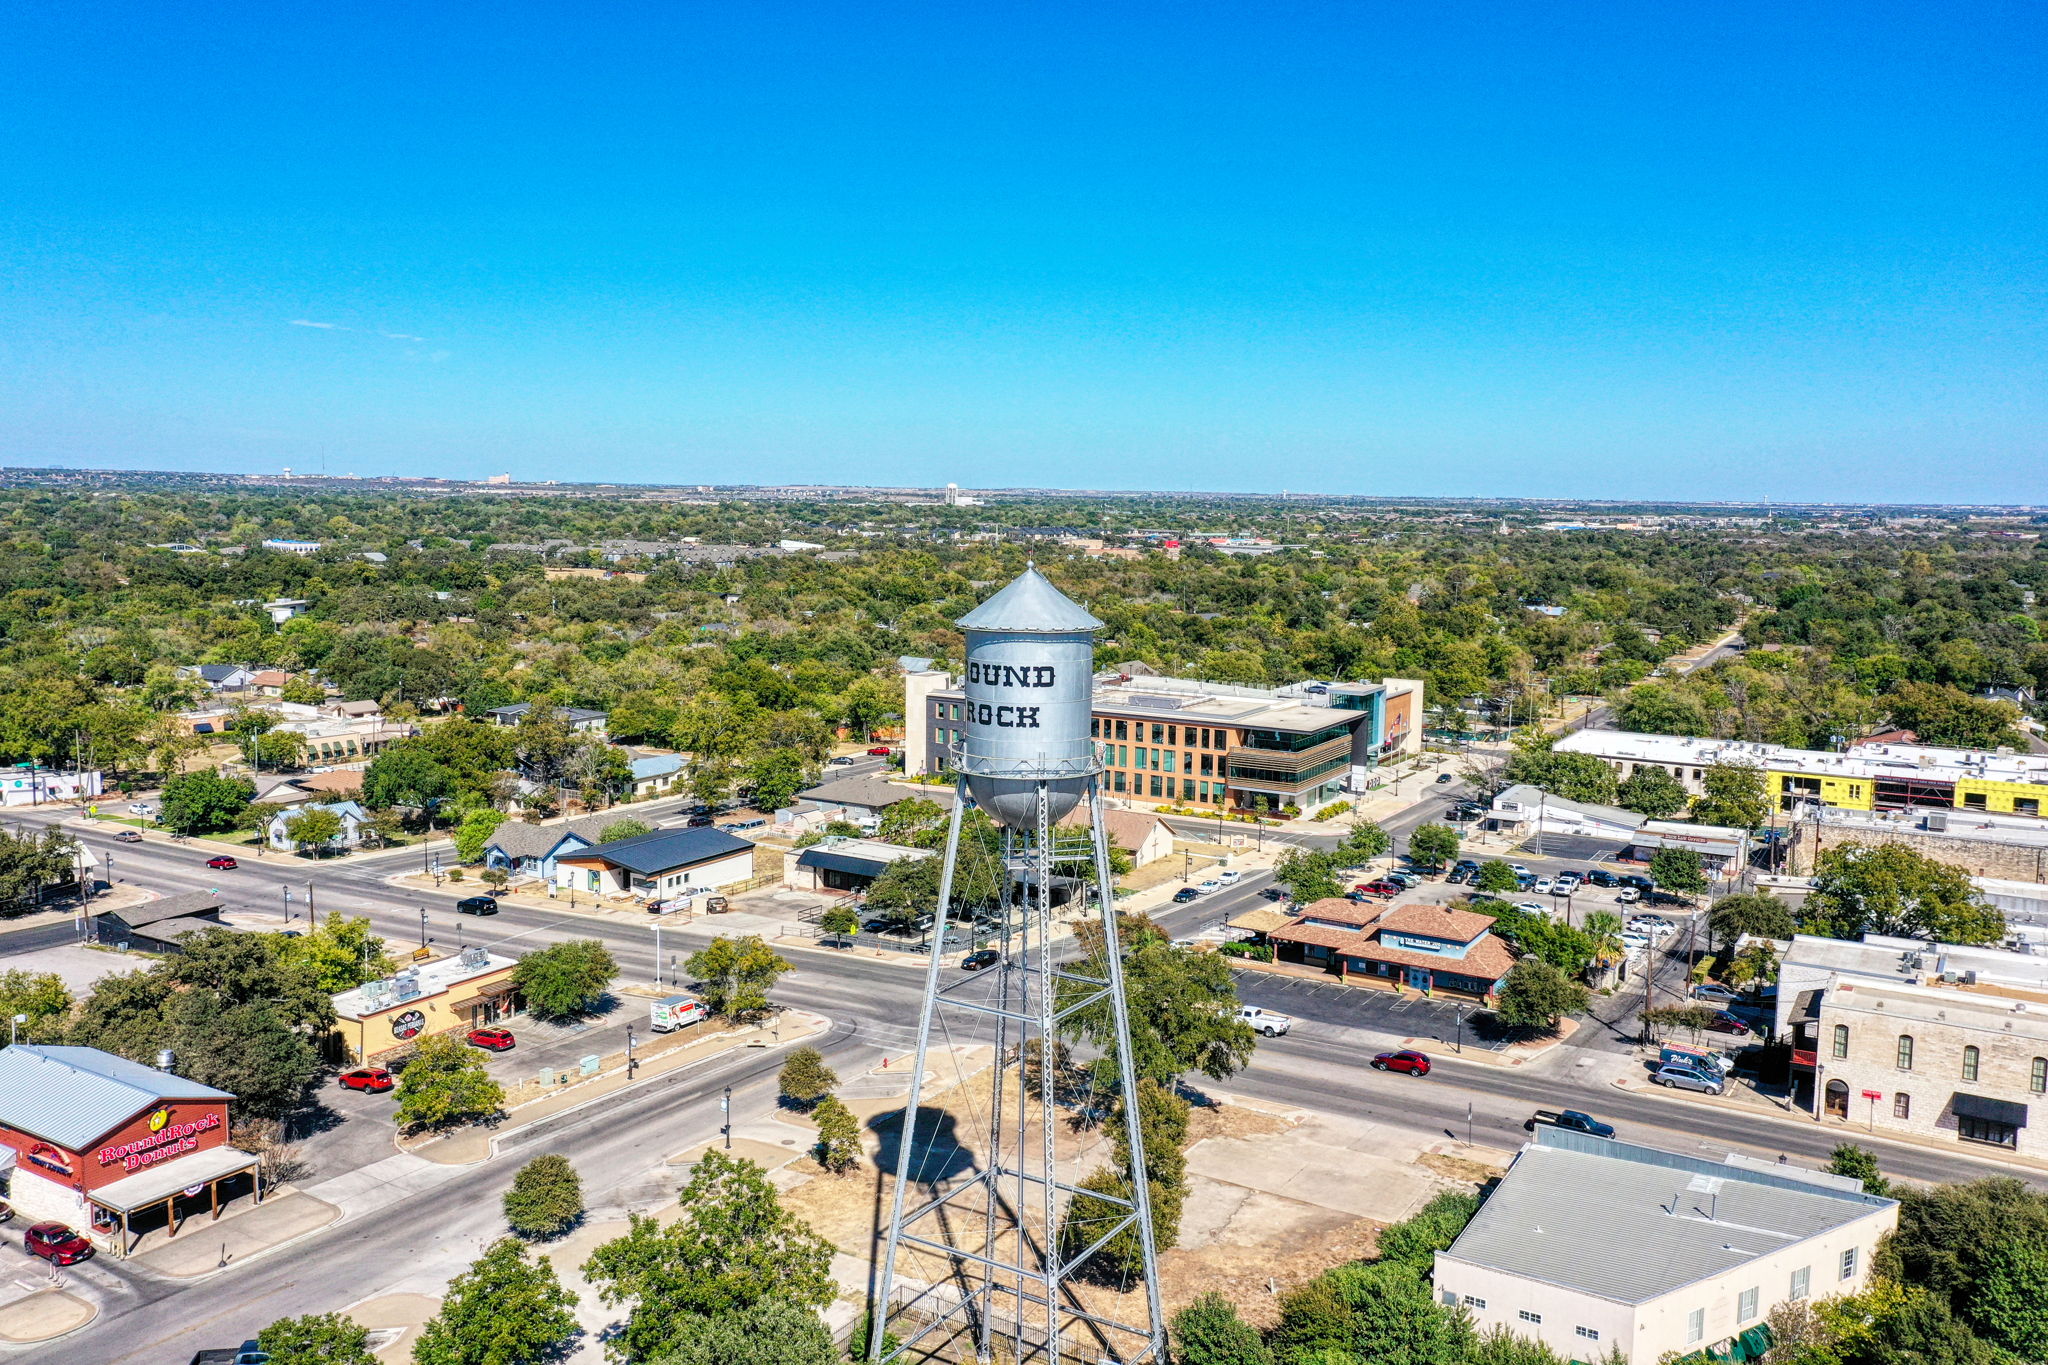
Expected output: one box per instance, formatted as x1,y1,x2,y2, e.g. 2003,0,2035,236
955,565,1101,828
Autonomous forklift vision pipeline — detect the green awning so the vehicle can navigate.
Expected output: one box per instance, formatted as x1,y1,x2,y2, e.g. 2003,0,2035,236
1735,1324,1774,1360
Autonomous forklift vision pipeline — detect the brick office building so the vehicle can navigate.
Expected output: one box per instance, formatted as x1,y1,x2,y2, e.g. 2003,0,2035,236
0,1045,260,1255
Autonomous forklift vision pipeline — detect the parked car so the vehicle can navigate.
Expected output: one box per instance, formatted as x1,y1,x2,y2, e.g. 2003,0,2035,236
961,949,1000,971
1445,866,1471,884
204,855,238,870
1525,1108,1615,1137
24,1222,92,1265
721,818,767,831
1530,877,1556,895
1692,982,1745,1005
1553,873,1581,894
466,1027,516,1051
455,896,499,916
685,813,715,827
1237,1006,1292,1036
1661,1043,1737,1077
1355,880,1402,897
866,745,894,756
1512,901,1549,916
1626,915,1672,935
1194,880,1224,896
1584,869,1619,887
1217,869,1243,883
1171,888,1201,904
1435,772,1455,783
863,918,896,934
187,1341,270,1365
1372,1050,1432,1076
1615,888,1643,905
1705,1011,1751,1036
1619,932,1652,951
127,802,155,816
1653,1064,1726,1095
1385,871,1422,888
1509,864,1531,877
1619,874,1655,891
338,1067,395,1093
113,829,143,843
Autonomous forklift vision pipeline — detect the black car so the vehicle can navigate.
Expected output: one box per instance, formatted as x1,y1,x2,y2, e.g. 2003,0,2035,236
1445,866,1471,884
862,918,895,935
455,896,499,916
684,813,715,828
961,949,999,971
1584,869,1619,888
1619,874,1655,892
1172,888,1201,903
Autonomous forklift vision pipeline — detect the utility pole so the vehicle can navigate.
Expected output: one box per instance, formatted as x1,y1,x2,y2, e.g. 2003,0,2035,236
625,1025,637,1078
654,923,663,987
306,880,315,920
281,885,292,924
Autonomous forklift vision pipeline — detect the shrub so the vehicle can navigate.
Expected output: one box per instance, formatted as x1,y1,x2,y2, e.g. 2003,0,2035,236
503,1153,584,1239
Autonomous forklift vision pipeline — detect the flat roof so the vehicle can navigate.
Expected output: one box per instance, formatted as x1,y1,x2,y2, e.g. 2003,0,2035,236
333,950,516,1020
1784,932,2048,994
1556,729,2048,788
935,671,1387,734
1810,804,2048,850
1440,1132,1893,1305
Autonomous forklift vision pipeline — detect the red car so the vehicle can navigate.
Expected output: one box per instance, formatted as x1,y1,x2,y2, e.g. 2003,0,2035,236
338,1067,395,1093
1354,880,1401,898
205,855,238,870
466,1027,516,1052
25,1222,92,1265
1705,1011,1751,1036
1371,1050,1432,1077
866,746,894,757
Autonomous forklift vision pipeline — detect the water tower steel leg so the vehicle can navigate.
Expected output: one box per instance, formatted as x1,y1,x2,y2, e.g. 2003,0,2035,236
872,782,969,1363
1036,780,1061,1365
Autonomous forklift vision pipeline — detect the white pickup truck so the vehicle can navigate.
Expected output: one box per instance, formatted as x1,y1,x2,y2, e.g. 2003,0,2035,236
1238,1006,1293,1037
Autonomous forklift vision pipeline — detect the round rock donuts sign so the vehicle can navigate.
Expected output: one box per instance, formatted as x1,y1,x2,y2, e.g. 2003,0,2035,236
391,1009,426,1040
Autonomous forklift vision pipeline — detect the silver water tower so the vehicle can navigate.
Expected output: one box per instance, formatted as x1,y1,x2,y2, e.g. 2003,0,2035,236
873,564,1164,1365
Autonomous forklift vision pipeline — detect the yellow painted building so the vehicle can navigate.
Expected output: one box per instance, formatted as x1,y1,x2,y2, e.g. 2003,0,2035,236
330,947,522,1064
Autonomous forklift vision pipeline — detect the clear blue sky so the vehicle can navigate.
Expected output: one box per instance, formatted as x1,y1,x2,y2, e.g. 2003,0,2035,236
4,3,2043,501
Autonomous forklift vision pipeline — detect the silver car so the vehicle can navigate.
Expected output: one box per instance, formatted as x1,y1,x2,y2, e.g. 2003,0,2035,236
1653,1064,1724,1095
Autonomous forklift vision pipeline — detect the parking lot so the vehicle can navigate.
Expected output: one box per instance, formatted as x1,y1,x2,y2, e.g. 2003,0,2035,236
1234,969,1521,1053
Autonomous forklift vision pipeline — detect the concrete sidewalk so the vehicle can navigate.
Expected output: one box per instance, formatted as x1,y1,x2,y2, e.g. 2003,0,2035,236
0,1288,95,1345
129,1189,343,1278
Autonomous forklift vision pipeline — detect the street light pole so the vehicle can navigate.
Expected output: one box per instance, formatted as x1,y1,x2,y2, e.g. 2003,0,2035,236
654,924,663,986
626,1025,637,1078
721,1085,732,1150
418,907,428,950
281,884,292,924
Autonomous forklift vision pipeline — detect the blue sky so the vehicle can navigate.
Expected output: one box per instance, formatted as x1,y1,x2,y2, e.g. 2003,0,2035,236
3,3,2043,501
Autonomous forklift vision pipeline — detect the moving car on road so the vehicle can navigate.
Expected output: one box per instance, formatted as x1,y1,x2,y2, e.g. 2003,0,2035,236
113,829,143,843
1171,888,1201,904
204,855,238,870
961,949,999,971
1525,1108,1615,1137
1371,1050,1432,1076
455,896,499,916
25,1222,92,1265
466,1027,516,1051
1194,880,1223,896
1705,1011,1751,1036
1217,868,1243,883
827,755,856,766
187,1342,269,1365
1237,1006,1292,1037
866,745,894,756
338,1067,395,1092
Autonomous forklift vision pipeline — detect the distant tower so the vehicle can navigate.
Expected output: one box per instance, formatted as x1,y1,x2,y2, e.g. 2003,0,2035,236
945,481,961,506
872,565,1164,1365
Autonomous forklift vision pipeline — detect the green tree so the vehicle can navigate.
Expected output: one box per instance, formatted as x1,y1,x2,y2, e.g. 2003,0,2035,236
1473,859,1521,894
512,940,618,1021
1492,958,1590,1033
0,827,83,914
818,905,860,940
278,676,327,705
1976,1237,2048,1361
274,912,395,993
158,768,255,834
413,1236,579,1365
684,936,792,1021
0,969,70,1040
876,796,945,842
1887,681,2026,749
1373,1189,1481,1269
255,1312,378,1365
1269,1277,1356,1360
1693,762,1770,831
1708,891,1796,955
282,806,345,854
1883,1177,2048,1352
1405,822,1460,868
1827,1144,1891,1198
503,1154,585,1240
810,1095,860,1173
361,747,456,814
454,807,509,863
1802,842,2005,944
1171,1294,1273,1365
1060,915,1257,1086
641,1298,837,1365
1615,764,1688,818
1326,1259,1474,1365
840,675,900,741
395,1031,506,1131
582,1150,836,1362
1273,847,1343,904
1337,821,1391,865
1502,749,1617,804
1648,847,1708,898
598,817,652,843
778,1046,838,1109
743,749,810,813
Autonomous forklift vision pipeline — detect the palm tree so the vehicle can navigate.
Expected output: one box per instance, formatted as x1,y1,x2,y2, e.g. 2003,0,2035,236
1582,910,1625,980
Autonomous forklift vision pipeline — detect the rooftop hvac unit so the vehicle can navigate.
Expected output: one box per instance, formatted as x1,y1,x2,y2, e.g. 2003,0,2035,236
1942,971,1960,984
460,944,488,969
1963,970,1979,985
1925,812,1948,832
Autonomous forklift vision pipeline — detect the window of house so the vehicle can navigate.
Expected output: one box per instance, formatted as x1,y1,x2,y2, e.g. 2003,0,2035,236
1181,779,1194,802
1963,1046,1980,1081
1832,1024,1849,1058
1576,1327,1600,1341
1894,1093,1911,1120
1840,1248,1858,1281
1686,1309,1705,1344
1790,1266,1810,1300
1463,1296,1486,1310
1518,1311,1541,1324
2032,1057,2046,1094
1152,724,1165,743
1738,1287,1759,1322
1201,754,1214,776
1896,1034,1914,1070
1162,750,1176,773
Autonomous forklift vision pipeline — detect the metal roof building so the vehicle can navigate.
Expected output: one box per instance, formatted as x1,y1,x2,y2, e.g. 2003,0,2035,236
1435,1131,1896,1364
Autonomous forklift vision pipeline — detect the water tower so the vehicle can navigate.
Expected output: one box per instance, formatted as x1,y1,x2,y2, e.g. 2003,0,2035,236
872,565,1164,1365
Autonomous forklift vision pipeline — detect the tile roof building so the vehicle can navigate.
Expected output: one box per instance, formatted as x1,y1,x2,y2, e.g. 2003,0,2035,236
1267,896,1518,1001
1435,1130,1896,1364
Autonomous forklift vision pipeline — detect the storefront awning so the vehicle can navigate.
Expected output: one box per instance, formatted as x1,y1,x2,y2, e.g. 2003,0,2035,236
89,1145,259,1213
796,847,895,878
1953,1093,2030,1127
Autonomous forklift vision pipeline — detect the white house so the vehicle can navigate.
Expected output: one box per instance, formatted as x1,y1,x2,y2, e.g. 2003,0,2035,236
552,826,756,902
1434,1131,1896,1364
627,753,687,798
1488,784,1645,843
265,800,370,853
0,767,103,808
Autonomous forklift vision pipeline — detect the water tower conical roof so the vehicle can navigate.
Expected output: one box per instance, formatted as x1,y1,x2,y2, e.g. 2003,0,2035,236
955,564,1102,633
